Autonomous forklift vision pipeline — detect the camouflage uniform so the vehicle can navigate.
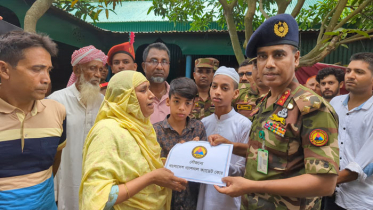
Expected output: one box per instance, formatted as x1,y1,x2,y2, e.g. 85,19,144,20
190,94,215,120
234,82,267,120
191,58,219,120
204,57,219,70
241,81,339,210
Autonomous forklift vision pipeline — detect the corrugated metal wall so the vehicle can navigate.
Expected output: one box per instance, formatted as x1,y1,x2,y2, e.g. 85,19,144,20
94,21,226,32
300,32,373,66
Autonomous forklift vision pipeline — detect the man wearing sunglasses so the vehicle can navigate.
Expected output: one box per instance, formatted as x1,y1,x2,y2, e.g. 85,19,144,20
142,42,171,124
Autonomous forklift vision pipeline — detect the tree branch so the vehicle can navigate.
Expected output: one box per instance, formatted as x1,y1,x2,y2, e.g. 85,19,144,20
229,0,239,9
291,0,305,18
219,0,229,8
259,0,270,19
219,0,245,64
334,0,373,30
300,35,341,67
325,0,347,33
341,28,373,41
339,35,373,45
276,0,291,14
244,0,256,49
317,7,337,44
24,0,53,33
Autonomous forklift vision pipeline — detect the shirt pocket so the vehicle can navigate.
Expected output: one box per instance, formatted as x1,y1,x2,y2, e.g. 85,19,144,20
261,119,290,171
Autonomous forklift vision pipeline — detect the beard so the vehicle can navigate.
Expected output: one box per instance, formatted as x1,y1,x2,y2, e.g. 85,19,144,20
150,76,166,83
322,90,338,99
78,76,101,105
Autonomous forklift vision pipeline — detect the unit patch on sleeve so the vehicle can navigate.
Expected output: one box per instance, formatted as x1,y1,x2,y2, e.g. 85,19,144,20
309,129,329,146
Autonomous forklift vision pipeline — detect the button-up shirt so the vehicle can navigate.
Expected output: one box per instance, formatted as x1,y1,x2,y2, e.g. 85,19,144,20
330,94,373,210
197,109,251,210
48,84,103,210
153,115,207,210
150,82,170,124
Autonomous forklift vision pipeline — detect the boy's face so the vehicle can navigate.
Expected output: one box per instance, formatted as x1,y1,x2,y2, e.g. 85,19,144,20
167,94,195,121
210,75,239,108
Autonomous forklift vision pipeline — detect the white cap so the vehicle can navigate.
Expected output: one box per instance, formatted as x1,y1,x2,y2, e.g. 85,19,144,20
214,66,239,84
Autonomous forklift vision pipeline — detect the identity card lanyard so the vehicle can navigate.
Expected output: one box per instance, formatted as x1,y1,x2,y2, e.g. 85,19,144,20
257,130,268,174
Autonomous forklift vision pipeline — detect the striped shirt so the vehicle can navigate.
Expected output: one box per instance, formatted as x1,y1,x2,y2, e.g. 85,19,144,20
0,98,67,209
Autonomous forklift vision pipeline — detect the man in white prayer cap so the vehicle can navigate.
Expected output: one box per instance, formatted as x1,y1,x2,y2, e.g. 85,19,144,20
196,66,252,210
48,45,106,210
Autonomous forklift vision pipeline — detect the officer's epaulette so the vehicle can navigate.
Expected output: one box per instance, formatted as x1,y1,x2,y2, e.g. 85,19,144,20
293,86,325,115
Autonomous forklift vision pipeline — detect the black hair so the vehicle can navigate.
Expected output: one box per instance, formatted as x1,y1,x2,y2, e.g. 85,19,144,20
291,46,299,53
0,31,58,67
316,67,345,83
239,58,253,68
142,42,170,61
169,77,198,100
350,52,373,73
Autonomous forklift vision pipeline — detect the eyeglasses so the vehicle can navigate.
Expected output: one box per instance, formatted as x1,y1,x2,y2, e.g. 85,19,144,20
145,59,170,67
238,72,252,77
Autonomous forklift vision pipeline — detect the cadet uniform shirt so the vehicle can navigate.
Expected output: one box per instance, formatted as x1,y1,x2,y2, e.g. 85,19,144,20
242,81,339,210
234,83,266,120
190,93,215,120
330,94,373,210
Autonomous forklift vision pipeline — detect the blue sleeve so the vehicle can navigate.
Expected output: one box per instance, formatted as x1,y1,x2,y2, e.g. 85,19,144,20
104,185,119,210
363,163,373,177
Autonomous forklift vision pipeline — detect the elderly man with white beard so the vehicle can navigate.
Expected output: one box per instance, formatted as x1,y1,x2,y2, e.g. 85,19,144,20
48,45,106,210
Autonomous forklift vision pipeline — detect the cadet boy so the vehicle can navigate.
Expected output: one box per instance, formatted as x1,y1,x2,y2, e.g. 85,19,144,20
234,58,269,119
191,58,219,120
153,77,207,210
215,14,339,210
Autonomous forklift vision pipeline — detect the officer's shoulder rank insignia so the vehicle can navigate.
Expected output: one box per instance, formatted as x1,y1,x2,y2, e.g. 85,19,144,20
274,21,289,38
276,90,290,106
309,129,328,146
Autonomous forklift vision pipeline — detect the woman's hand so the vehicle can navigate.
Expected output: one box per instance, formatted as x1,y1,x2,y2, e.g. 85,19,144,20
150,168,188,192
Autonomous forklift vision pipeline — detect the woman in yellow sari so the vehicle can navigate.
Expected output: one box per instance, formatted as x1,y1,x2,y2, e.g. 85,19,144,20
79,71,187,210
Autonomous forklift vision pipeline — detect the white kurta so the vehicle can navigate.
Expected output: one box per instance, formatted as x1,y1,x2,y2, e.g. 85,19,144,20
197,108,251,210
49,84,103,210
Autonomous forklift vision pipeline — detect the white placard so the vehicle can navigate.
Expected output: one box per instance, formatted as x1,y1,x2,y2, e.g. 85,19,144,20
165,141,233,186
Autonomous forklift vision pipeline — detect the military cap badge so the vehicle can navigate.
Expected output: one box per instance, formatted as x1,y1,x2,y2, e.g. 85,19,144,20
274,21,288,38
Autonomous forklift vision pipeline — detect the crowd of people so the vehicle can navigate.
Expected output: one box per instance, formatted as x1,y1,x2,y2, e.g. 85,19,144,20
0,13,372,210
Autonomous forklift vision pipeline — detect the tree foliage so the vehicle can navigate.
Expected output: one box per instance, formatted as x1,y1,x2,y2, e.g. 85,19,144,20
148,0,373,66
24,0,373,66
53,0,121,22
